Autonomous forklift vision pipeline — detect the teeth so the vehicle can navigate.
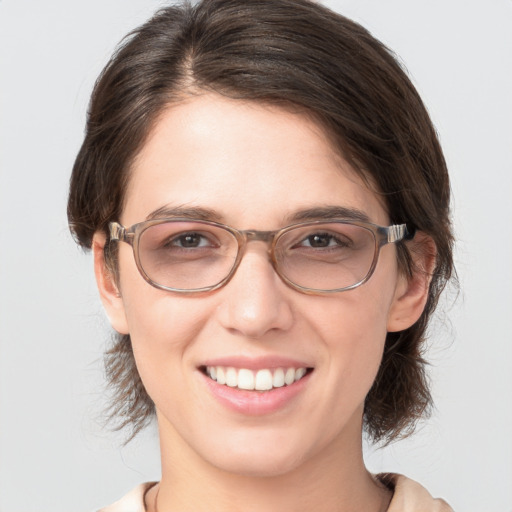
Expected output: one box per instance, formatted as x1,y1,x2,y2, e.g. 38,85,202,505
284,367,295,386
255,369,273,391
295,368,307,380
216,367,226,385
238,369,255,390
272,368,285,388
206,366,309,391
226,367,238,387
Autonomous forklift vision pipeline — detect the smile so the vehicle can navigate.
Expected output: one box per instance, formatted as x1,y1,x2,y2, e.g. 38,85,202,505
204,366,310,391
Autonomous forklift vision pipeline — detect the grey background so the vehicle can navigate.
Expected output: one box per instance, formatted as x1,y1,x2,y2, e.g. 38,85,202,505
1,0,511,510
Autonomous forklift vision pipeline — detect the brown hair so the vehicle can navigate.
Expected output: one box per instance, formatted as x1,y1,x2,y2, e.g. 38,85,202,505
68,0,454,443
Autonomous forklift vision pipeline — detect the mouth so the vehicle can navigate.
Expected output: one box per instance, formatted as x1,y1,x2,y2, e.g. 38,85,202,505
201,365,313,392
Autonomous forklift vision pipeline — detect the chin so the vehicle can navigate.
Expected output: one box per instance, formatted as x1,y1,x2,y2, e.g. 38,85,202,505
200,432,311,478
212,450,306,478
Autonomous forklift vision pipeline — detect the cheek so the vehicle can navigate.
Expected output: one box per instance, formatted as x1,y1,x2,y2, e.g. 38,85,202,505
122,290,207,372
116,253,209,390
319,293,389,378
307,269,398,408
120,290,212,421
117,246,205,347
314,271,395,352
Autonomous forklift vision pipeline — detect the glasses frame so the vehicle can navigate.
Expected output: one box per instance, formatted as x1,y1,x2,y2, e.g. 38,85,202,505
109,218,411,295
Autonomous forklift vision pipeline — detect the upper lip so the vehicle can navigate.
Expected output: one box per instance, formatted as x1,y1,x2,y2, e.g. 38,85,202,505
200,355,313,371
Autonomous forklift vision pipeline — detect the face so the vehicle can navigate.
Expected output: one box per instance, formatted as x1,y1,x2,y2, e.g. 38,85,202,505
97,93,419,477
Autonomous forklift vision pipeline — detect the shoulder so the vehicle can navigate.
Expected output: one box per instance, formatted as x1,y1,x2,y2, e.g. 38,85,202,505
97,482,157,512
378,473,454,512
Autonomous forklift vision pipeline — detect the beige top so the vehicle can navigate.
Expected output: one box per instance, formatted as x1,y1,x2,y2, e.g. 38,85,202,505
98,474,453,512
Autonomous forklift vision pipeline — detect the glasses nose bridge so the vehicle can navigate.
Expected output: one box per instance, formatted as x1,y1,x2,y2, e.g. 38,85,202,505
235,228,278,262
228,228,280,286
242,229,276,244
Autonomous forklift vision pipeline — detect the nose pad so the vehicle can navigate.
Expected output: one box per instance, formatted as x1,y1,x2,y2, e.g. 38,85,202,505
216,248,294,339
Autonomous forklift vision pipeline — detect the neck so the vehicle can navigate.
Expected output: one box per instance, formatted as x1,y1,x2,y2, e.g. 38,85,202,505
149,413,391,512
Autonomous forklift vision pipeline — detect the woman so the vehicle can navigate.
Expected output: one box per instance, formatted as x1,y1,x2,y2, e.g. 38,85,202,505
68,0,454,510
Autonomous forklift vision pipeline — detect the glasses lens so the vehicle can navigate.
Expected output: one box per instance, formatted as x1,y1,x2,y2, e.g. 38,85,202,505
138,221,238,290
275,222,377,291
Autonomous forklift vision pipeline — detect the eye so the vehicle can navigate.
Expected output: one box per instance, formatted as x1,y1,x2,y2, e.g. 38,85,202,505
166,231,216,249
298,232,351,249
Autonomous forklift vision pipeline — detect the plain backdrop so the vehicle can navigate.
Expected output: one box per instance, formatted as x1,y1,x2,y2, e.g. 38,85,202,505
1,1,511,511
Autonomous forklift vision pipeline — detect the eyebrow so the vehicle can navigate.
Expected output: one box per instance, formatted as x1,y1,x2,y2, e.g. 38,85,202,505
146,204,371,225
146,205,225,223
286,206,371,224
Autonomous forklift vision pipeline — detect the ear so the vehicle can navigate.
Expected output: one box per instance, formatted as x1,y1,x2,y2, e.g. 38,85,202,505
92,232,130,335
387,231,436,333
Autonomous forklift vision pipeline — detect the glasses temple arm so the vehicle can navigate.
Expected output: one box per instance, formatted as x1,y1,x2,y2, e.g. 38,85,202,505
109,222,125,242
386,224,415,243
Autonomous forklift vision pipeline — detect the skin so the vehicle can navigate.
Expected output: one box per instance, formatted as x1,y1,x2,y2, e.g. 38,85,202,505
94,93,432,512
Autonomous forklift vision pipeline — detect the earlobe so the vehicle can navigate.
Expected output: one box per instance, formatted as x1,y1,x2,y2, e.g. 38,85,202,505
387,232,436,333
92,233,130,335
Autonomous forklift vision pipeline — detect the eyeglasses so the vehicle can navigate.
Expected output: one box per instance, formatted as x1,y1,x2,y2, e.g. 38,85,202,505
109,218,412,294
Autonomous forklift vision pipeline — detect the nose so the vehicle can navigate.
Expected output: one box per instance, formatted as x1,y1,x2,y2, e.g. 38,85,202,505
216,246,294,339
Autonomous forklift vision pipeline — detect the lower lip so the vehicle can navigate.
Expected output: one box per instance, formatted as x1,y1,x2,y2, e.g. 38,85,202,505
201,371,312,416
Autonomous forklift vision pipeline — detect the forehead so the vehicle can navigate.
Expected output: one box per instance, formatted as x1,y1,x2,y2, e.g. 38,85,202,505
124,93,388,228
